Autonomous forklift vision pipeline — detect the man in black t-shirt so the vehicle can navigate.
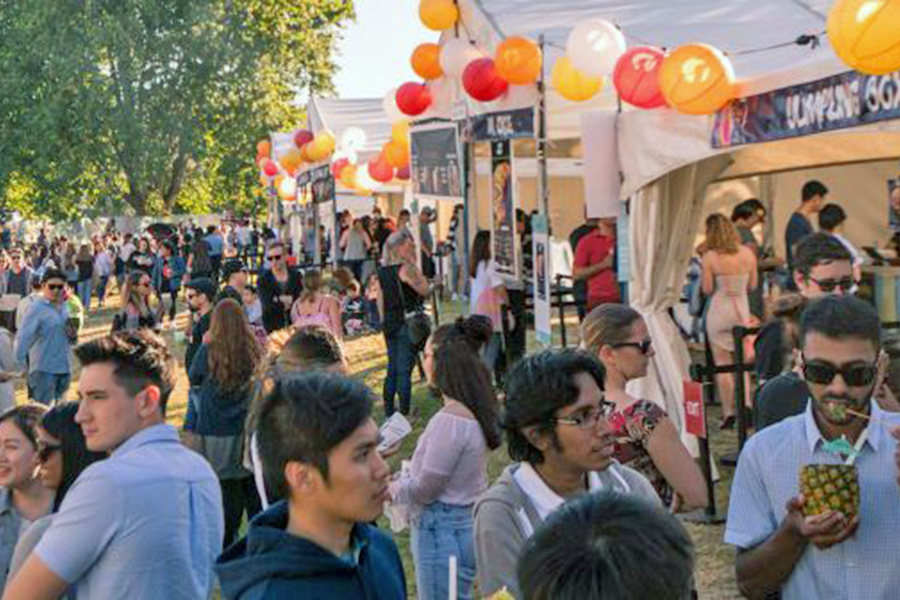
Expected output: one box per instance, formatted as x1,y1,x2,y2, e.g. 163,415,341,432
784,180,827,289
183,278,216,372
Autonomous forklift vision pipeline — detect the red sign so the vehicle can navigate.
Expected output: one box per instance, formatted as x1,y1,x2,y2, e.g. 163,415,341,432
683,381,707,439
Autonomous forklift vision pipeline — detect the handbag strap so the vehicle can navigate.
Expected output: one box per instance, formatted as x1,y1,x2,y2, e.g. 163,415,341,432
393,264,410,315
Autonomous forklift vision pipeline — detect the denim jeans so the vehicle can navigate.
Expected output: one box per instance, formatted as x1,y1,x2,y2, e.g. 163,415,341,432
411,502,476,600
28,371,71,405
77,279,93,311
96,276,110,306
383,325,415,416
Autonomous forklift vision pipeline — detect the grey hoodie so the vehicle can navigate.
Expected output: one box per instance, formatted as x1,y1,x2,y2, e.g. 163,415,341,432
473,461,660,598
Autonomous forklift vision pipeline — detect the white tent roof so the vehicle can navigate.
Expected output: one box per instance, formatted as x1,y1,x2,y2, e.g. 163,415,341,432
307,96,393,161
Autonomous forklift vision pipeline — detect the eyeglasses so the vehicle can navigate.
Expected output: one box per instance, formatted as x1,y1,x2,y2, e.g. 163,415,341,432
801,357,878,387
808,276,857,294
611,339,653,355
37,442,61,462
553,400,616,430
46,284,64,290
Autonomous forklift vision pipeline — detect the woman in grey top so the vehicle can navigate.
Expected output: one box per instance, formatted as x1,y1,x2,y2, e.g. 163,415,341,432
9,402,105,579
0,405,53,591
473,350,661,598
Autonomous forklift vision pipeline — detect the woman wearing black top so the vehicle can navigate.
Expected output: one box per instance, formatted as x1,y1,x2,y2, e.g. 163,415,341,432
257,241,303,333
75,244,94,312
128,237,156,275
376,230,429,416
187,237,213,282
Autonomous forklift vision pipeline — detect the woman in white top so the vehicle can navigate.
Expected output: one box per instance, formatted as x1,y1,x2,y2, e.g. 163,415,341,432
390,315,501,600
469,231,510,379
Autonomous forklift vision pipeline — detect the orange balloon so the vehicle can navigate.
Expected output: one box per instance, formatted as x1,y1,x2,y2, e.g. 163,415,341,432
280,149,303,172
299,143,314,163
412,43,444,80
495,36,543,85
659,44,736,115
340,164,358,188
383,141,410,169
273,174,285,189
258,173,269,187
256,140,271,157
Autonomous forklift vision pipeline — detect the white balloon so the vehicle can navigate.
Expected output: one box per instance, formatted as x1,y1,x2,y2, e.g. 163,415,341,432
341,127,367,152
566,19,626,77
333,148,359,165
440,38,485,79
279,177,297,198
382,88,405,122
355,169,379,192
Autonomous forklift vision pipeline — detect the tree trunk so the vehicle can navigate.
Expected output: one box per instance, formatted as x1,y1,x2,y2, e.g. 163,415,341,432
162,150,189,215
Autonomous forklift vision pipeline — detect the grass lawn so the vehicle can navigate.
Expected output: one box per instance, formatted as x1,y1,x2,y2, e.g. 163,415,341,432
26,293,741,599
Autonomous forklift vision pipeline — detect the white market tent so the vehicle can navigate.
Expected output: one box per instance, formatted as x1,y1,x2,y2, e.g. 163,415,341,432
421,0,900,440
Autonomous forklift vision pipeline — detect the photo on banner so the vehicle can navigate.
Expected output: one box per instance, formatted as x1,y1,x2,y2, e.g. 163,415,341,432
410,122,464,201
491,139,518,280
532,214,552,346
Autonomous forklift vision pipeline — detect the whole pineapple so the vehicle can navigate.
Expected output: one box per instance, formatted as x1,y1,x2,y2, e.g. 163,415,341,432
799,464,859,519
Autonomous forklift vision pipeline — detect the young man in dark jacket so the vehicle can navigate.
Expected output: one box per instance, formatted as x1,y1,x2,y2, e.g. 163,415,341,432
216,372,406,600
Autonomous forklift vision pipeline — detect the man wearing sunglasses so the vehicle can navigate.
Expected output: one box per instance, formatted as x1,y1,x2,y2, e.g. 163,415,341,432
13,270,72,405
473,349,660,598
755,233,874,431
727,295,900,599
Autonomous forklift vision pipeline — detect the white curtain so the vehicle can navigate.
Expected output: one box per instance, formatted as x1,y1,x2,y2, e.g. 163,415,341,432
627,156,733,453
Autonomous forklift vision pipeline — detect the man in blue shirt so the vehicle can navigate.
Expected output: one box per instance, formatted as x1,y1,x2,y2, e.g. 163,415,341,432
4,330,224,600
726,296,900,599
14,269,72,405
216,372,406,599
784,180,828,288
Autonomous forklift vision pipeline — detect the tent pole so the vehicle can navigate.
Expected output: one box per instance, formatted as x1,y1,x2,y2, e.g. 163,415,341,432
536,35,551,234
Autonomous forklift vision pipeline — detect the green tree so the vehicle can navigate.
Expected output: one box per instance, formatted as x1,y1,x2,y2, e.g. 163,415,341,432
0,0,354,217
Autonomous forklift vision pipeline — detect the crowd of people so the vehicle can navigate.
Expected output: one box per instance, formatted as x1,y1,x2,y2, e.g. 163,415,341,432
0,186,898,600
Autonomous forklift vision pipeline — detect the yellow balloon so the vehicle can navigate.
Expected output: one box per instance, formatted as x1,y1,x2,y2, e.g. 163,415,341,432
258,173,269,187
339,164,357,188
659,44,736,115
551,56,603,102
391,120,411,146
828,0,900,75
419,0,458,31
316,130,336,156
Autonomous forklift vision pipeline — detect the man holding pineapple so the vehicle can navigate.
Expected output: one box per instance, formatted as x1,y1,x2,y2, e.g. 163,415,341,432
726,296,900,600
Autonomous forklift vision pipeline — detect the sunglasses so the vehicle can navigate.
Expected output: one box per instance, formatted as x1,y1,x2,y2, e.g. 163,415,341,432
46,284,64,290
801,358,878,387
268,254,283,260
808,276,857,294
611,339,653,355
37,442,61,462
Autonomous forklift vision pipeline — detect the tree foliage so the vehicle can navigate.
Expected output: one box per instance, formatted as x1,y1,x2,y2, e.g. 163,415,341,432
0,0,354,218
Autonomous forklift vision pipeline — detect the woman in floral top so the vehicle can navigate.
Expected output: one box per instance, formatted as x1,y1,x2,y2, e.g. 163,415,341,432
581,304,708,512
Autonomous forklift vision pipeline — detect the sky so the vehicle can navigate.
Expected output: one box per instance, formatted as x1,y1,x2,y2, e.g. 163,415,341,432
332,0,437,99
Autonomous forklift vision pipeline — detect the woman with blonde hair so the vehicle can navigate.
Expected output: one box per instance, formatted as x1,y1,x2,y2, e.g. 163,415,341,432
701,213,757,428
581,305,707,511
186,298,265,546
289,269,341,339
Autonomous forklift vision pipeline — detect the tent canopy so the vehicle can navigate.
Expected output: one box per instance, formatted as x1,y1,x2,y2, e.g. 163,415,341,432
307,96,393,162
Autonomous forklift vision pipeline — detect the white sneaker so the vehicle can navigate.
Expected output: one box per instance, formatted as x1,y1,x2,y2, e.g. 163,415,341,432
451,293,459,301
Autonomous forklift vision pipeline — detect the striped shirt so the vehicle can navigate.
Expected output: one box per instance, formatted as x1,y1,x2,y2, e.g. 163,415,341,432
725,400,900,599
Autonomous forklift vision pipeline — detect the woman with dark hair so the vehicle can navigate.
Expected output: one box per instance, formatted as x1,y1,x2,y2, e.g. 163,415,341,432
8,402,106,577
257,241,304,333
581,305,707,511
114,271,160,332
390,316,500,600
187,237,213,282
75,244,94,312
469,230,509,379
128,237,156,276
0,405,53,590
186,299,265,546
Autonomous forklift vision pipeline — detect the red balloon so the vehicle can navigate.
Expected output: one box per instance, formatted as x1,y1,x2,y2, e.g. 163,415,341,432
262,160,278,177
613,46,668,110
331,157,350,178
396,82,433,117
463,58,509,102
395,166,411,181
368,156,394,183
294,129,314,147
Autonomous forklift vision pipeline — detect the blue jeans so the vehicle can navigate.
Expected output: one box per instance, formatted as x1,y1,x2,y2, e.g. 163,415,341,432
77,280,93,311
29,371,71,405
96,276,110,305
383,325,415,416
411,502,476,600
